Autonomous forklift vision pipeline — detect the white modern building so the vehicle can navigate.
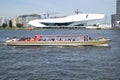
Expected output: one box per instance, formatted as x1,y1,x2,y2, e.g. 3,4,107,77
28,13,105,28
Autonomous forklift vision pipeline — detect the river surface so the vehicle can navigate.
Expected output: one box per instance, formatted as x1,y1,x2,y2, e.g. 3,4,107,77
0,29,120,80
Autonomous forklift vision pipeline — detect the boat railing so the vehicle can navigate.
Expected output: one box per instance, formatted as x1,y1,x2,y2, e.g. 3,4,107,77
8,35,106,42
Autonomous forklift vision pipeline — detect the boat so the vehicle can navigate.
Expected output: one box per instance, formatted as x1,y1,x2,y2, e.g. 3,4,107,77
28,13,105,28
6,35,111,46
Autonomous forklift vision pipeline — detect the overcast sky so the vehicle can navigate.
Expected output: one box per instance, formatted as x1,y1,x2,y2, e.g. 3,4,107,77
0,0,116,23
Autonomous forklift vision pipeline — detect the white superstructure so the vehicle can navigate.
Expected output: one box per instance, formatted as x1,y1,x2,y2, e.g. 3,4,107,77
28,13,105,27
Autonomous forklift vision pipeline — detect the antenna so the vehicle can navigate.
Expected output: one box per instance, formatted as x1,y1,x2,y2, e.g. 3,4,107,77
105,15,107,24
75,9,82,14
43,12,60,18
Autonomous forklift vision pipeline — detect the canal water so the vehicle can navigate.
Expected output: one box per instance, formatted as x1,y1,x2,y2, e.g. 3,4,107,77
0,29,120,80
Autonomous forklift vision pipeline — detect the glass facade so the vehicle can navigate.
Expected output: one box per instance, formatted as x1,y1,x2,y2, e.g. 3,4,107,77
116,0,120,20
111,14,116,27
41,22,85,26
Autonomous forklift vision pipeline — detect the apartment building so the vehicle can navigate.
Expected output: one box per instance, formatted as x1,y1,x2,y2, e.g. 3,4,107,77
0,16,10,27
18,14,41,27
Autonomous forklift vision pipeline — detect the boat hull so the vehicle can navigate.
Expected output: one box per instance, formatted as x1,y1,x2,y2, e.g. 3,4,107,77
6,39,111,46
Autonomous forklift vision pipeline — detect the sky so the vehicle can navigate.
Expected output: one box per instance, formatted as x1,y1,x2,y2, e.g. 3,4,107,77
0,0,116,24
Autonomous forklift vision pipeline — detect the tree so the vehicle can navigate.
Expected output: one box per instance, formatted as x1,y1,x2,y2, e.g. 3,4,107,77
2,23,7,28
16,23,23,28
9,20,12,28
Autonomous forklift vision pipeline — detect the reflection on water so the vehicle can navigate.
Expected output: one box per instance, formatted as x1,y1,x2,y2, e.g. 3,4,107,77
0,29,120,80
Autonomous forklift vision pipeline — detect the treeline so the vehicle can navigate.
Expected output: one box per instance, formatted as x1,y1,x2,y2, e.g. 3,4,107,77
0,20,24,29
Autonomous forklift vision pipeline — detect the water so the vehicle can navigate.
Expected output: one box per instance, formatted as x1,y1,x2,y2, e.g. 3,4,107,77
0,29,120,80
